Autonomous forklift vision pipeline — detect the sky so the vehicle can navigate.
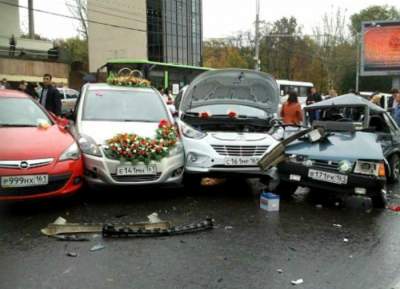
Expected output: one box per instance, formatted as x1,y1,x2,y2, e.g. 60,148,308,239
16,0,400,40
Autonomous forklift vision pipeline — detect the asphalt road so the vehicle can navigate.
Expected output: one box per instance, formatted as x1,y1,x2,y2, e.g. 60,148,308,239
1,179,400,289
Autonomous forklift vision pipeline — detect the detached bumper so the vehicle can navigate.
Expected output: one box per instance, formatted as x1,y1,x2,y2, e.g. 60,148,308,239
278,162,386,196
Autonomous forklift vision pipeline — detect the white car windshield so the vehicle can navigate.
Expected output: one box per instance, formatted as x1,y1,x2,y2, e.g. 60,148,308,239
83,89,168,122
189,104,268,118
0,98,51,127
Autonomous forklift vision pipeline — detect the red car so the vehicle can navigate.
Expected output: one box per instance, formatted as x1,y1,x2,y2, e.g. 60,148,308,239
0,90,83,201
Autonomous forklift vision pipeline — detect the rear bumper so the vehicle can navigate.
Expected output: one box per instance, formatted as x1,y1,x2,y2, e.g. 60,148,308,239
0,159,83,201
278,162,386,196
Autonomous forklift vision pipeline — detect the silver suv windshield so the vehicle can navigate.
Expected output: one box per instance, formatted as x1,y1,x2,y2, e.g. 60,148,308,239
82,89,168,122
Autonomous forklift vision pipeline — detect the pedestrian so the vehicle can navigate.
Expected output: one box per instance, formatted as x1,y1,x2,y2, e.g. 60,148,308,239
0,78,10,89
17,80,28,92
306,87,322,123
280,91,303,125
325,89,338,100
39,74,62,116
390,88,400,110
9,34,16,57
370,92,381,106
392,89,400,126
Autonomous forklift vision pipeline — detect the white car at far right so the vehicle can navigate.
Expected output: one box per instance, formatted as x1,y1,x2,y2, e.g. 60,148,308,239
178,69,281,184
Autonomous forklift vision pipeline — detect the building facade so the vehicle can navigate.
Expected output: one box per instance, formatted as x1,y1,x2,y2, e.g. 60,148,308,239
88,0,203,71
147,0,202,66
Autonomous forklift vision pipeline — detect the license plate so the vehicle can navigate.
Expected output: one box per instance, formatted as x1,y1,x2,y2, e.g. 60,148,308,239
308,169,348,185
116,165,157,176
224,157,259,166
1,175,49,188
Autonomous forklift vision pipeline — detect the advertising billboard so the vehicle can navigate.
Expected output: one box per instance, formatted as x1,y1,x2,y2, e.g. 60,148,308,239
361,21,400,76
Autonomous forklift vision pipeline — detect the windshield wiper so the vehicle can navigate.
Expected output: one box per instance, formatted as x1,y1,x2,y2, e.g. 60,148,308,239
0,124,38,127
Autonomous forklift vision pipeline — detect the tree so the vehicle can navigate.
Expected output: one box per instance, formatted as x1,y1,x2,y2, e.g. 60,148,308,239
59,37,88,67
67,0,88,40
350,5,400,35
203,39,251,69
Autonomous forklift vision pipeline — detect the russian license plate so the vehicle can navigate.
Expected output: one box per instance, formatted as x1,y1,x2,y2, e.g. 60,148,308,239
308,169,348,185
116,165,157,176
224,157,259,166
1,175,49,188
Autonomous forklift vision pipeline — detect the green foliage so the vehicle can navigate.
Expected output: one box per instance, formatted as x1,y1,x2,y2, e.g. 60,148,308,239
350,5,400,35
58,37,88,64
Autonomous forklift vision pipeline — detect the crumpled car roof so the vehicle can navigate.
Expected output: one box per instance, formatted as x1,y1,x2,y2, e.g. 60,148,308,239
305,93,385,112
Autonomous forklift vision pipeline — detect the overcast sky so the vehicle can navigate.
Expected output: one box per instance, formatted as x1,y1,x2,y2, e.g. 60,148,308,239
18,0,400,40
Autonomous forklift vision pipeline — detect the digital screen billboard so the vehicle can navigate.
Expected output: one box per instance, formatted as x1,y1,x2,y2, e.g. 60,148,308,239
361,21,400,76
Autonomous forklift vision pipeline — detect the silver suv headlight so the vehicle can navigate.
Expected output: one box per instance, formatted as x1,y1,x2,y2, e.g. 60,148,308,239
59,142,81,161
179,121,207,139
78,135,102,157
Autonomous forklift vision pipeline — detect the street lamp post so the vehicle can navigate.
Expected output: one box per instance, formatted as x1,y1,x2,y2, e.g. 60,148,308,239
254,0,261,71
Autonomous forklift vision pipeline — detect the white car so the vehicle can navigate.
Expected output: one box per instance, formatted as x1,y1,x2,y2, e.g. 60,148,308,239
178,69,280,181
73,83,184,187
58,87,79,114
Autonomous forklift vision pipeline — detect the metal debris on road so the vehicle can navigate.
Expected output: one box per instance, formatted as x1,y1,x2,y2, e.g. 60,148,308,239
102,218,215,238
66,252,78,257
41,217,170,237
343,238,349,243
315,204,323,209
55,235,90,242
277,269,283,274
333,224,343,228
291,279,304,285
147,212,162,223
90,244,105,252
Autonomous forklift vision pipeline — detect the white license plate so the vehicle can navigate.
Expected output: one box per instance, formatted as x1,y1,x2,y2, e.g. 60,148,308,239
308,169,348,185
224,157,259,166
1,175,49,188
117,165,157,176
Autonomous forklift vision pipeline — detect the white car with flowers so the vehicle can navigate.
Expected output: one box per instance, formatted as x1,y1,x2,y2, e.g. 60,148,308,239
73,81,184,187
178,69,281,182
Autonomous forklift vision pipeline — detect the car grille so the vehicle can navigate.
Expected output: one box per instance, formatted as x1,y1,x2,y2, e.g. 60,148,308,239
111,173,162,183
211,145,269,157
312,160,339,170
0,173,71,197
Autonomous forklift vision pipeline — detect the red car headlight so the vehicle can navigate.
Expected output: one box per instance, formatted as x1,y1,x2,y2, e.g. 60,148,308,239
59,143,81,161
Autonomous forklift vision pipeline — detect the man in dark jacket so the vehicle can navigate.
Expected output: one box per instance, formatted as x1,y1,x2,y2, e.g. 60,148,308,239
306,87,322,123
39,74,62,116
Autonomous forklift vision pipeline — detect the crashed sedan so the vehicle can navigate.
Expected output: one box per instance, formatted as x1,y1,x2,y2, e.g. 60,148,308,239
178,69,280,183
260,93,398,208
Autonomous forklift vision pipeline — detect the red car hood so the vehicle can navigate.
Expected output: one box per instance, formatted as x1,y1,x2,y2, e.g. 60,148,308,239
0,125,75,160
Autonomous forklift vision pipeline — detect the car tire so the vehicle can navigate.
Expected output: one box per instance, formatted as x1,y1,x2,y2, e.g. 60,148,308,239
273,181,298,199
388,154,400,183
371,189,387,209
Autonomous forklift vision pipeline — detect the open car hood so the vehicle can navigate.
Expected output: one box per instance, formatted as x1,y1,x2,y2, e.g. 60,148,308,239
180,69,280,114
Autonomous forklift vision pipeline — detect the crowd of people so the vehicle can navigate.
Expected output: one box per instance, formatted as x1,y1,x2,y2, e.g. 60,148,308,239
0,74,63,116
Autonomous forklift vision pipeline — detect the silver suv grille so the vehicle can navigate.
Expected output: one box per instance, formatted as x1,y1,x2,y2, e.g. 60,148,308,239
211,145,269,157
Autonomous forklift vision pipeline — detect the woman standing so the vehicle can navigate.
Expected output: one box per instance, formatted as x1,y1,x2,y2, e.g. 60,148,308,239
280,91,303,125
